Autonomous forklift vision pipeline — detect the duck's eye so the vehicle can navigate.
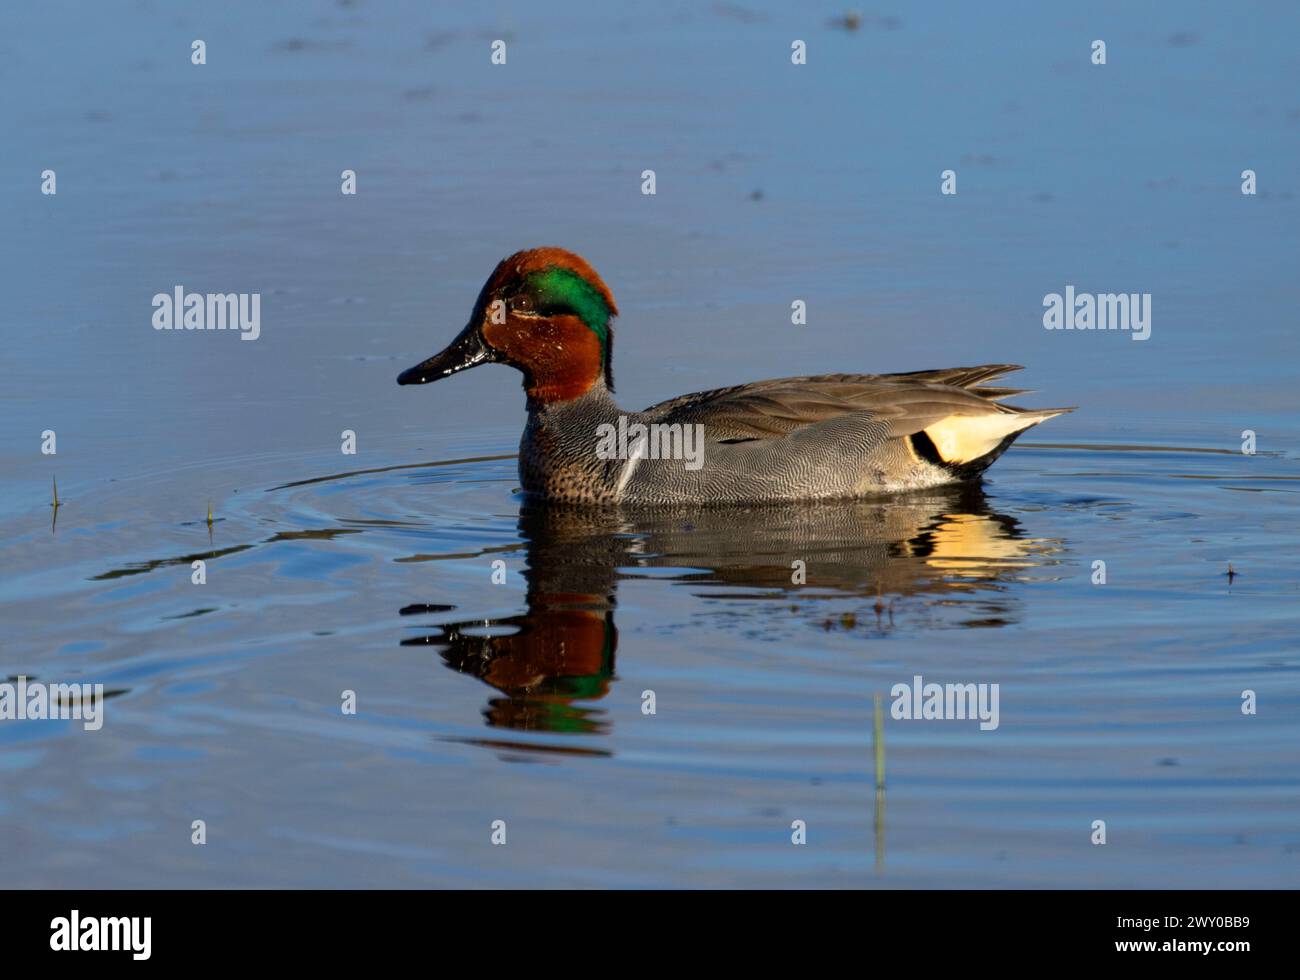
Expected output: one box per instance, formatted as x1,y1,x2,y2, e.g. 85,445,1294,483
511,294,534,313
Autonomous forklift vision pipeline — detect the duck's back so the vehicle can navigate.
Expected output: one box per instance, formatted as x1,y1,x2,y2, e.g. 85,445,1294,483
522,365,1071,505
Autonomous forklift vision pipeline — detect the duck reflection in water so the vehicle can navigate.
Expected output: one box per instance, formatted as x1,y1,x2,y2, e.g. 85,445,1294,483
400,484,1061,738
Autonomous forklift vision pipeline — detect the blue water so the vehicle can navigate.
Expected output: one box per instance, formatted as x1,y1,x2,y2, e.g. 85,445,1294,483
1,1,1297,887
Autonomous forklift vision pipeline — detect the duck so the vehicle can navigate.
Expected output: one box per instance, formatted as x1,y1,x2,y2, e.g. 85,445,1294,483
397,247,1072,505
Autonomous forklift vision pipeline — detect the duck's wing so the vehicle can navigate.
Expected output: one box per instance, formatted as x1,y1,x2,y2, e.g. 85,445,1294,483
642,365,1051,441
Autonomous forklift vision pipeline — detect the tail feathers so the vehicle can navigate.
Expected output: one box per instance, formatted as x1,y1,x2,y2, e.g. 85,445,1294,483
887,364,1024,390
1001,406,1075,423
968,385,1032,401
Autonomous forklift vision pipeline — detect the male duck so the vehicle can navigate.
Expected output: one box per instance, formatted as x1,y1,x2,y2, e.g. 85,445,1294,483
398,248,1071,505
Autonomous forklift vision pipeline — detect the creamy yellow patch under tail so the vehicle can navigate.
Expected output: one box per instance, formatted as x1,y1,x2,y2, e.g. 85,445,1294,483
923,409,1068,465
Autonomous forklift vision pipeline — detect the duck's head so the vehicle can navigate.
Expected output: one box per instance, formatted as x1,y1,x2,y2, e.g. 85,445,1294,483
397,247,619,403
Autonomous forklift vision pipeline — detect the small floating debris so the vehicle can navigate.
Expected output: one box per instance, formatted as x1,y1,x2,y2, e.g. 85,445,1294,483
272,37,351,53
828,11,902,32
833,11,861,31
399,603,457,616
